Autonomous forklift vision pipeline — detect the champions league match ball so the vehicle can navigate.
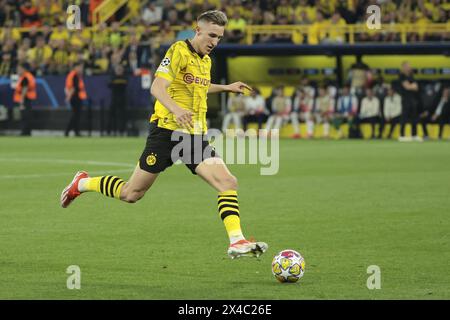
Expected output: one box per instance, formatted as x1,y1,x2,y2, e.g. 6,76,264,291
271,249,305,283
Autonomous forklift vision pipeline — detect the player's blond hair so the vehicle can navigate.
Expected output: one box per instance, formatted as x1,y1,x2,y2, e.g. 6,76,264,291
197,10,228,26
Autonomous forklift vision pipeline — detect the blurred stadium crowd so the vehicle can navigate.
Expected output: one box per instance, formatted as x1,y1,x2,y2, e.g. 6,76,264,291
0,0,449,139
0,0,449,77
223,60,450,140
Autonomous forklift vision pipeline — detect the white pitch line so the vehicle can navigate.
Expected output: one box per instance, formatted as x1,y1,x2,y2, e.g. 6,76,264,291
0,158,134,168
0,169,133,179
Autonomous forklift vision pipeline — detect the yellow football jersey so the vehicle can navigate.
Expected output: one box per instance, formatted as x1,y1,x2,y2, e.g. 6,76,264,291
151,40,211,134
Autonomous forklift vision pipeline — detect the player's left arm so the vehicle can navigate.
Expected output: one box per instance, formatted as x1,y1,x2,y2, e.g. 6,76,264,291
208,82,252,94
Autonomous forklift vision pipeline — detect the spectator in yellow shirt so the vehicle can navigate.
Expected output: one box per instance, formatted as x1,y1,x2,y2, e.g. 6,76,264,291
127,0,141,20
259,11,276,43
409,11,430,42
241,1,254,22
79,23,92,43
92,23,109,48
276,0,295,23
317,0,337,17
109,22,123,49
308,11,329,45
226,10,246,43
294,0,317,22
225,1,245,20
327,13,346,43
69,33,84,48
248,6,263,25
39,0,63,26
49,23,69,46
0,52,14,76
17,39,31,66
0,23,22,43
95,48,110,73
158,20,176,46
423,0,441,21
27,35,53,74
381,0,397,17
49,40,69,75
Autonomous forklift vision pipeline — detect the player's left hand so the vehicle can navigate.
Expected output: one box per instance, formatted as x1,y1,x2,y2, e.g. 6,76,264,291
227,82,252,94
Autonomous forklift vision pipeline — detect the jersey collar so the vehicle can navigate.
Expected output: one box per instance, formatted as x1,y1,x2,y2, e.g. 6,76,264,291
185,39,205,59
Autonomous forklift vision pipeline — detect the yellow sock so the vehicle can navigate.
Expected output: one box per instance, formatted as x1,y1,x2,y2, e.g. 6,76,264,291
218,190,245,244
79,176,125,200
84,177,101,192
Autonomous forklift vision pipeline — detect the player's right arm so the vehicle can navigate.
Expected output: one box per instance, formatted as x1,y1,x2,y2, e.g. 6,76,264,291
150,77,193,130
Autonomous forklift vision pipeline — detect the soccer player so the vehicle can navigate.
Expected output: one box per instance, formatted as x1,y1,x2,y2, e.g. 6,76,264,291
60,10,268,259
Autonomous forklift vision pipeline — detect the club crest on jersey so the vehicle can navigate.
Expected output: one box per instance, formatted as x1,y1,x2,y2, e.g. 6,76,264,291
183,73,210,86
146,153,157,166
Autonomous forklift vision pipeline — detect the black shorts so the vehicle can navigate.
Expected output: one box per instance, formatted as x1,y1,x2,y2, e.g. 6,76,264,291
139,121,217,174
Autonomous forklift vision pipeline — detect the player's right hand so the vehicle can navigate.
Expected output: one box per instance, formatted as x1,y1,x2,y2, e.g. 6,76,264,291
173,107,193,131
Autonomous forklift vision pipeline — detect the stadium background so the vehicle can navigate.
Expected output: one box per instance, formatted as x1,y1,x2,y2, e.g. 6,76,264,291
0,0,450,300
0,0,449,138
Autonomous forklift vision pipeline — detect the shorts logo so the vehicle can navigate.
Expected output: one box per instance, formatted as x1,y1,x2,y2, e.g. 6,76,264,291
146,153,157,166
161,58,171,67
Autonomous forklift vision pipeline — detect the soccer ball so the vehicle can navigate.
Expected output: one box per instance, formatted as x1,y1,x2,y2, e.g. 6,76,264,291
271,249,305,283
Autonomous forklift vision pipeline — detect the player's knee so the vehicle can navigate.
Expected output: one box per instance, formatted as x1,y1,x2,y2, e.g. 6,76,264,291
122,189,146,203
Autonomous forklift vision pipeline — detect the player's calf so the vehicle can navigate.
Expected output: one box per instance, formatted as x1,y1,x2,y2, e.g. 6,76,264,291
119,183,146,203
61,172,127,208
216,174,238,192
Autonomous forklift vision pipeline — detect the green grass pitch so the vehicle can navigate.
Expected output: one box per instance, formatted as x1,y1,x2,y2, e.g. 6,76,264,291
0,137,449,299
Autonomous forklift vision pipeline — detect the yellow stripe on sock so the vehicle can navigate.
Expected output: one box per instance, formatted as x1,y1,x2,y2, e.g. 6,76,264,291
113,181,125,200
218,201,239,209
106,176,117,197
103,176,112,196
223,214,242,235
219,206,240,216
218,190,237,197
84,176,125,200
